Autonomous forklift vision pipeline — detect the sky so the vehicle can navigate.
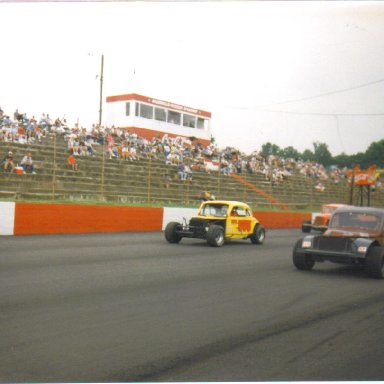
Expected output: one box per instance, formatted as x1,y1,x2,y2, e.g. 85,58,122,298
1,1,384,156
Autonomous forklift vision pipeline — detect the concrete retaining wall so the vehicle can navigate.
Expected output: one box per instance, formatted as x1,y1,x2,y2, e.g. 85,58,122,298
0,202,311,236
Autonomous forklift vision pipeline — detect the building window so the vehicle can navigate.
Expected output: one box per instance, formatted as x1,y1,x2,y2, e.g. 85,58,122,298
183,114,196,128
197,117,206,129
155,107,166,122
135,102,139,117
139,103,154,119
168,110,181,125
125,102,130,116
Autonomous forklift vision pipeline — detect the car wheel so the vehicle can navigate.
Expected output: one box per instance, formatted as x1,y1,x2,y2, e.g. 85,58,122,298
365,246,384,279
164,222,182,244
250,223,265,244
292,239,315,271
302,220,311,233
207,225,225,247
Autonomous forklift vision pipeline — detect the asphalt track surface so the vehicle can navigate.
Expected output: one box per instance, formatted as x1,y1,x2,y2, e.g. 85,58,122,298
1,229,384,382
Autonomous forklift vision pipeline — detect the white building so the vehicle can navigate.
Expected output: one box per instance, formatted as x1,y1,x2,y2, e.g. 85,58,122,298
105,93,212,146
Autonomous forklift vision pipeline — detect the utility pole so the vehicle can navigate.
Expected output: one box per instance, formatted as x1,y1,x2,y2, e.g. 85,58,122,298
98,54,104,127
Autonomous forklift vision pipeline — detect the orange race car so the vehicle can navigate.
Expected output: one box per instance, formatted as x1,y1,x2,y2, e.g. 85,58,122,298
302,203,348,233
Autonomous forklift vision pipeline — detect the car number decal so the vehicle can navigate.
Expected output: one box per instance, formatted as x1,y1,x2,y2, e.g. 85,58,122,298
237,220,251,232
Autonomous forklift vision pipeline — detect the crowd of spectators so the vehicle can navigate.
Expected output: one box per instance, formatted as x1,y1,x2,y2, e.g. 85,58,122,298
2,106,379,191
1,150,36,174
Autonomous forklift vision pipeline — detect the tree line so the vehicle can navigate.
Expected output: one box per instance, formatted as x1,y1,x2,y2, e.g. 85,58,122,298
259,139,384,169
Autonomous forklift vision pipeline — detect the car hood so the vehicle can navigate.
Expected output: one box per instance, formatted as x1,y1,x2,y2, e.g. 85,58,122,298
324,228,381,238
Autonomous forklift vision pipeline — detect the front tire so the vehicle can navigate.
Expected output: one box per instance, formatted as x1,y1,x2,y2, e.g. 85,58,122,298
165,222,182,244
292,239,315,271
206,225,225,247
250,223,265,244
365,246,384,278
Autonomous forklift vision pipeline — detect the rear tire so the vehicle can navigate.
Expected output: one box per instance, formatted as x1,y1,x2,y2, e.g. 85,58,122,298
250,224,265,244
164,222,182,244
206,225,225,247
293,239,315,271
365,246,384,279
302,220,311,233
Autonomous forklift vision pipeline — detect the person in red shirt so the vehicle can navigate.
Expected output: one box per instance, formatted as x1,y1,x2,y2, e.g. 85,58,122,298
67,154,78,171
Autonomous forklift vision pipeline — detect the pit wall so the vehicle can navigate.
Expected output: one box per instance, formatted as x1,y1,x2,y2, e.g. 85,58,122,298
0,202,311,236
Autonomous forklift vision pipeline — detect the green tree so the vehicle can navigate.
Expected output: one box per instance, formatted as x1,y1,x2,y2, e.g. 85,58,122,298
333,152,351,168
363,139,384,168
260,142,281,157
279,146,300,159
313,142,333,166
301,149,315,162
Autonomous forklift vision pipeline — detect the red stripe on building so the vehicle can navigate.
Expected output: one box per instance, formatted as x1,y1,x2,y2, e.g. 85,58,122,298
106,93,211,118
120,126,211,147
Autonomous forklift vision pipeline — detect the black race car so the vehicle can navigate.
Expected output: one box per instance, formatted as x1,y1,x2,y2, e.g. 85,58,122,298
293,206,384,278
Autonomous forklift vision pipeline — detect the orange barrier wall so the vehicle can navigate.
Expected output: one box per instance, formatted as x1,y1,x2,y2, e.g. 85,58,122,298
253,211,311,229
14,203,163,235
9,203,311,235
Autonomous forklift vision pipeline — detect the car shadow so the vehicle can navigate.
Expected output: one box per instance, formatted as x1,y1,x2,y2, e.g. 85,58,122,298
305,264,373,280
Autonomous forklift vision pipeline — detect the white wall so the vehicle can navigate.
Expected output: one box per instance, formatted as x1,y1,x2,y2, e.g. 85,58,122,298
162,207,198,230
0,202,15,235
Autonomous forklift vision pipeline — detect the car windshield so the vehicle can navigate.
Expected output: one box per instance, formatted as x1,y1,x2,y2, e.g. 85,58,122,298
322,206,338,214
330,212,382,231
200,204,228,217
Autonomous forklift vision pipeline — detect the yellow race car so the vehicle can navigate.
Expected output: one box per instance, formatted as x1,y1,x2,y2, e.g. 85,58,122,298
165,200,265,247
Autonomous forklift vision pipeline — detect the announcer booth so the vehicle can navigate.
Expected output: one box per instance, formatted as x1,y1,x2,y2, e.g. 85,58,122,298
105,93,212,146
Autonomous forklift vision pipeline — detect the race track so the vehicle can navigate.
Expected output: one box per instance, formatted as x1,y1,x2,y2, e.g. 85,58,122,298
1,229,383,382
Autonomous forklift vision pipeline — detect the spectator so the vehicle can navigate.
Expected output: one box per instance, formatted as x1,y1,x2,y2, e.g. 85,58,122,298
121,143,130,160
20,152,36,174
85,140,95,156
79,140,88,156
67,154,78,171
128,146,138,161
177,162,188,180
106,145,117,159
184,164,193,180
314,181,325,192
72,137,81,155
2,151,15,173
67,136,79,155
14,109,22,122
164,176,172,189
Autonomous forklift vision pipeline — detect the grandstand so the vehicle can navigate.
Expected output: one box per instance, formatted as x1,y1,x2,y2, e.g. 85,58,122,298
1,133,383,210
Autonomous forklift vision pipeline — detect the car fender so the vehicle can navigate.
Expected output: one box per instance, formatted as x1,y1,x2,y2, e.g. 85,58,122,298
353,238,377,255
250,219,259,233
303,234,316,242
299,234,316,249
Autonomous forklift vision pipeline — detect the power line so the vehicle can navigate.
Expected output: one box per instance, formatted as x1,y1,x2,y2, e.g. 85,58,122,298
254,77,384,108
255,109,384,116
226,77,384,113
